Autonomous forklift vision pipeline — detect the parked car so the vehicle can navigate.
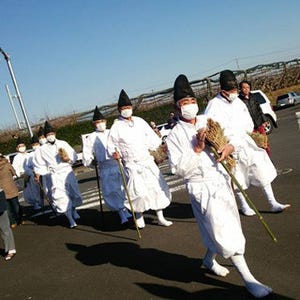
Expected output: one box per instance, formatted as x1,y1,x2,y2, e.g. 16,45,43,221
157,123,171,143
276,92,300,108
251,90,278,134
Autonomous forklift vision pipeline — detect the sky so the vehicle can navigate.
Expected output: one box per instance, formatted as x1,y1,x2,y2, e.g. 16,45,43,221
0,0,300,129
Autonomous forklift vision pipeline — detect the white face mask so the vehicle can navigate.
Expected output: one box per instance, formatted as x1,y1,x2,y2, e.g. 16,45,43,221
121,108,133,118
181,103,199,120
18,146,26,153
96,122,106,132
228,92,238,102
47,134,56,143
39,138,47,145
32,145,40,151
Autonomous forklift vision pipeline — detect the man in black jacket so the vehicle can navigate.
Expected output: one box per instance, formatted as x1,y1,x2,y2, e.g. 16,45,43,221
238,80,270,156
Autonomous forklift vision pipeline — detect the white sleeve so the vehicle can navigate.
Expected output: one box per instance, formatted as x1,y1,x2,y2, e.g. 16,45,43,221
82,134,94,167
166,130,204,179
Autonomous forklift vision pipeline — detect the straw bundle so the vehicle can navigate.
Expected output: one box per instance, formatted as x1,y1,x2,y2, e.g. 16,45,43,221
58,148,70,162
205,118,236,171
149,144,168,164
249,132,268,149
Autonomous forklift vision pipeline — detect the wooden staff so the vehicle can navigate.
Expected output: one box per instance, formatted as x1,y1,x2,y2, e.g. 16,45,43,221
209,146,277,243
115,148,141,240
94,159,104,227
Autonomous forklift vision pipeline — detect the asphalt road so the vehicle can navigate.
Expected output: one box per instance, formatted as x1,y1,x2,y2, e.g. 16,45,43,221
0,105,299,300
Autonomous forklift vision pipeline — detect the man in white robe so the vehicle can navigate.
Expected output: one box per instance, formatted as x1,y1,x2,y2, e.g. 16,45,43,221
107,89,172,229
23,136,44,210
34,121,82,228
204,70,290,216
82,106,131,224
35,127,52,201
12,138,41,210
166,74,272,298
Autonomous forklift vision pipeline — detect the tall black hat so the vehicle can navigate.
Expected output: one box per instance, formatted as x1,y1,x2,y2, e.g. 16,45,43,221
44,121,54,135
16,137,25,146
219,70,238,91
118,89,132,108
173,74,195,103
92,106,105,121
31,135,39,144
37,126,44,138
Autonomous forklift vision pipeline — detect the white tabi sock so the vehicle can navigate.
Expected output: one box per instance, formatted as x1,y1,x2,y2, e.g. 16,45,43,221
202,249,229,277
135,213,145,229
231,254,272,298
262,184,291,212
235,191,256,216
156,209,173,227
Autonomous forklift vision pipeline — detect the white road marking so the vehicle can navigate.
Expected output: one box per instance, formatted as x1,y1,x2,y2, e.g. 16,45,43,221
296,111,300,130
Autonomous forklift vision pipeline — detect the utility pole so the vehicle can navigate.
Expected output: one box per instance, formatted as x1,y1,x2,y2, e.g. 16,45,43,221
0,47,33,137
5,84,22,129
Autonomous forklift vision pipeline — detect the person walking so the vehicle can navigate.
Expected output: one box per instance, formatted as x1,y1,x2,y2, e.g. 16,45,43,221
82,106,131,225
22,136,44,210
33,121,82,228
107,89,172,228
204,70,290,216
166,74,272,298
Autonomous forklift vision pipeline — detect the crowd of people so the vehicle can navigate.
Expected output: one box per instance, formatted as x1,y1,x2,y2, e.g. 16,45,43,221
0,70,291,298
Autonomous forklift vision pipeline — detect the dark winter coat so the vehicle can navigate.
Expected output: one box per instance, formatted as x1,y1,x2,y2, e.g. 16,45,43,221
239,93,267,129
0,156,19,200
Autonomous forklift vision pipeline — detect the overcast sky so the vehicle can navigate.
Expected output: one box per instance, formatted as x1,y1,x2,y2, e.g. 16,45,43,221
1,0,299,129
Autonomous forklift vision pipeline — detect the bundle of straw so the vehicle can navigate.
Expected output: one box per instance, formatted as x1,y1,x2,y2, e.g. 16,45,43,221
149,144,168,164
248,132,268,149
205,118,236,171
58,148,70,162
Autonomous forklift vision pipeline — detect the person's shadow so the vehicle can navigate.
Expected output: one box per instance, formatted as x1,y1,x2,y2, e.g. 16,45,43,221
66,242,289,299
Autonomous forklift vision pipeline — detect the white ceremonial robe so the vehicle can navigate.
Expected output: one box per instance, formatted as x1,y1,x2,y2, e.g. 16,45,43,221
166,116,245,258
33,145,52,200
23,151,43,207
12,152,40,206
33,139,82,213
204,94,277,189
82,130,126,211
107,116,172,213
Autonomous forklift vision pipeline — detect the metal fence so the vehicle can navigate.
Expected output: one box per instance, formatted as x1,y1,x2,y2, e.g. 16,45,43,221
76,58,300,122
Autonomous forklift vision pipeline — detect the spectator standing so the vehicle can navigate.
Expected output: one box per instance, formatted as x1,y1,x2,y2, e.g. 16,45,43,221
238,80,271,156
0,187,16,260
167,112,178,129
0,154,23,228
150,121,162,138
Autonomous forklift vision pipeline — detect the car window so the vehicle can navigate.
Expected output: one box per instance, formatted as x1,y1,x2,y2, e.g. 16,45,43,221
252,92,266,104
277,94,288,100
